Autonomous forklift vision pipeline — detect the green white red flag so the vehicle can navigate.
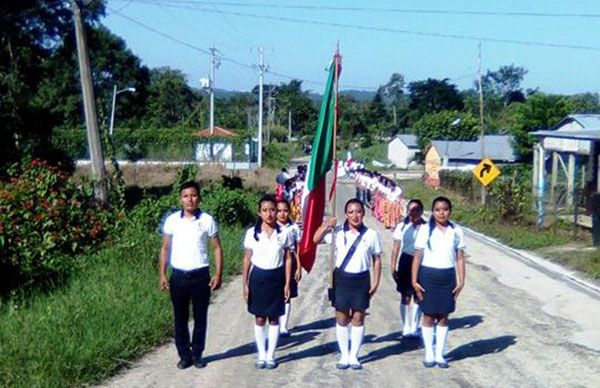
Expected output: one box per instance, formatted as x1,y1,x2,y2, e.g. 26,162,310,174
298,53,341,272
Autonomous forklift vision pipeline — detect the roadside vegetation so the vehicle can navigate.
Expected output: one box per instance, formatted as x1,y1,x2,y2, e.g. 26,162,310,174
402,177,598,279
0,164,259,387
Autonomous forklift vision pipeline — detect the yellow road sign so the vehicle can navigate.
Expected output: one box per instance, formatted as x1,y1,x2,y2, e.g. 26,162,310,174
473,158,501,186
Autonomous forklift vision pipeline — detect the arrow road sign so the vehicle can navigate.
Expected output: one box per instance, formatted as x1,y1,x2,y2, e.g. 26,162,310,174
473,158,501,186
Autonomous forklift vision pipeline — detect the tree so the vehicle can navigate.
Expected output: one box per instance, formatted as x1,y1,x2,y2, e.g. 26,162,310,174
145,67,200,127
413,110,479,150
506,93,574,159
407,78,464,122
481,64,528,102
378,72,405,104
0,0,104,168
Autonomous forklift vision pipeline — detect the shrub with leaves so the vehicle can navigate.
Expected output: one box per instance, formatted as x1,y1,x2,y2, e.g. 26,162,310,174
0,159,119,291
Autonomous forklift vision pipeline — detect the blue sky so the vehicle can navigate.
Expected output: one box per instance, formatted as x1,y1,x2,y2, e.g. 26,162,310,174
103,0,600,95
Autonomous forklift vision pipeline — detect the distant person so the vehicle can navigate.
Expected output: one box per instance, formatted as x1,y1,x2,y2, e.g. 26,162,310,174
242,195,292,369
276,200,302,336
276,168,290,184
159,181,223,369
390,199,426,337
313,198,382,370
412,196,466,369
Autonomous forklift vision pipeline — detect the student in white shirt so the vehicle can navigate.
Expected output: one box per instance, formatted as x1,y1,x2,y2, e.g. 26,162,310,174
276,200,302,337
313,198,382,370
390,199,426,337
242,195,292,370
412,196,466,369
159,181,224,370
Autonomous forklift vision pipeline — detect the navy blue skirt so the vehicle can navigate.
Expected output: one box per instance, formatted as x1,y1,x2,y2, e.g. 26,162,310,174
395,252,415,296
333,270,370,311
248,266,285,318
417,266,456,315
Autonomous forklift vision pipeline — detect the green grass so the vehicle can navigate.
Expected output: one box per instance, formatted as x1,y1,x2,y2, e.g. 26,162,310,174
352,143,390,166
0,224,244,387
402,180,598,277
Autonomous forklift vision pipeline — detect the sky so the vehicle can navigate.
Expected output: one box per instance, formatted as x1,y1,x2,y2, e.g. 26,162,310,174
103,0,600,95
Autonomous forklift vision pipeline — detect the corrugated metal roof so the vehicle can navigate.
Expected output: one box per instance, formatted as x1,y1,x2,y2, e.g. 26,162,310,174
395,134,419,148
552,114,600,131
431,135,517,162
531,129,600,141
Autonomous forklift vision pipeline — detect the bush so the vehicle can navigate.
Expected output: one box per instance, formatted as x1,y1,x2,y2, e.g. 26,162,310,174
201,184,259,226
0,159,119,292
264,142,301,169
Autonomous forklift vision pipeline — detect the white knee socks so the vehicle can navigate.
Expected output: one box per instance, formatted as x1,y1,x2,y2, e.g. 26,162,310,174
410,303,421,334
400,304,411,335
421,326,435,362
266,324,280,361
254,324,267,361
349,325,364,365
335,324,350,364
435,325,449,363
280,303,291,334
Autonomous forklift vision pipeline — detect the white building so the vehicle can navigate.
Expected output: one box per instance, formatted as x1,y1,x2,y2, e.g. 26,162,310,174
387,134,420,169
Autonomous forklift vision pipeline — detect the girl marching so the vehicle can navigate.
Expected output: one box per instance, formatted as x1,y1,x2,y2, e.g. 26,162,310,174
390,199,426,338
313,198,382,370
412,196,466,369
276,200,302,336
242,195,292,369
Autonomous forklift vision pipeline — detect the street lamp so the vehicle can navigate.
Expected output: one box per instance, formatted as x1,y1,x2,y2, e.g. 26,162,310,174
109,85,136,136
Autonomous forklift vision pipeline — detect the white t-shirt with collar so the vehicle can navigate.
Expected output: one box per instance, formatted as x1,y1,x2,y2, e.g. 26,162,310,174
162,210,218,271
244,226,293,270
324,225,382,273
414,222,466,269
392,219,426,255
280,222,300,253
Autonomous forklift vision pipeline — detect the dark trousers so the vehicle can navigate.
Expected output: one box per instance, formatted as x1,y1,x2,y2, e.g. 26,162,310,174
169,267,211,361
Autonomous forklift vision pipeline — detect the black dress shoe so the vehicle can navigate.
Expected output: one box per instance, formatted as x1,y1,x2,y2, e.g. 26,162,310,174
177,358,193,369
193,357,207,368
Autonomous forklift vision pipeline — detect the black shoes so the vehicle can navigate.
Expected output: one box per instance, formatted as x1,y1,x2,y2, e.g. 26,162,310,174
193,356,207,369
177,358,193,370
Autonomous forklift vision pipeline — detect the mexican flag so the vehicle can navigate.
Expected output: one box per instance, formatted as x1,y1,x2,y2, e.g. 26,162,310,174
298,54,341,272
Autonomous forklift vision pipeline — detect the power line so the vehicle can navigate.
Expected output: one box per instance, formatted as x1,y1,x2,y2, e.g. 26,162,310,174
107,7,378,90
122,0,600,19
123,1,600,51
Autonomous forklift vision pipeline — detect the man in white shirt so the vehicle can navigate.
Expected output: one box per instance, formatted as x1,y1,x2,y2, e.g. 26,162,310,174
160,181,224,370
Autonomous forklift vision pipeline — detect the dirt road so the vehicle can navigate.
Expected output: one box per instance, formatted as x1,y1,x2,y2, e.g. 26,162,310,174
101,178,600,388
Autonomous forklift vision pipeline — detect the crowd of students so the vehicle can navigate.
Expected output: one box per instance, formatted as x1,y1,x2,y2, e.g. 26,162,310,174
159,170,466,372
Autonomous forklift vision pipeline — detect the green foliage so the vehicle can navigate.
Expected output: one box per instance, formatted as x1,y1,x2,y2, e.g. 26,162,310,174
264,142,301,169
414,110,479,149
408,78,464,122
487,165,533,221
201,184,259,226
352,143,389,165
269,125,291,143
0,159,119,292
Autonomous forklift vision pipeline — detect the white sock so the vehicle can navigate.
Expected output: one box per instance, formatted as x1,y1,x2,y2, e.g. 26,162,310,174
410,303,421,334
435,325,449,363
335,324,350,364
254,324,267,361
401,304,411,334
349,325,364,365
280,303,291,333
266,324,280,361
421,326,435,362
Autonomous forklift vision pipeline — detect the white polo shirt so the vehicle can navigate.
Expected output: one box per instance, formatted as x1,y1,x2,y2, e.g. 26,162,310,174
280,222,300,253
244,226,292,270
324,225,382,273
414,222,466,269
162,210,218,271
392,219,426,255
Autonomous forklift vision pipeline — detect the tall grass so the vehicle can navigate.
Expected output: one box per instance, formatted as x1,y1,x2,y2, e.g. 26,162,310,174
0,225,244,387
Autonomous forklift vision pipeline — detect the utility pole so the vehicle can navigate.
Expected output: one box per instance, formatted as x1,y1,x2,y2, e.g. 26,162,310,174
257,47,265,167
266,92,276,144
477,42,486,205
209,46,220,135
71,0,107,205
288,108,292,142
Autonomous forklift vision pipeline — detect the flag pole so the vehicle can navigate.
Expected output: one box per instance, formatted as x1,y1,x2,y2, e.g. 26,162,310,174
329,45,340,289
